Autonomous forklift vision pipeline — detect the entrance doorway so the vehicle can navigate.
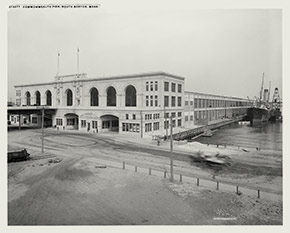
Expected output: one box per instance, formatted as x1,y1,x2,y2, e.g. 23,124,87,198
100,115,119,132
65,113,79,130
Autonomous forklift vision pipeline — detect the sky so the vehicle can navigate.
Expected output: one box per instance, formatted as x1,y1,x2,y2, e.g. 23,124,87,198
7,6,282,101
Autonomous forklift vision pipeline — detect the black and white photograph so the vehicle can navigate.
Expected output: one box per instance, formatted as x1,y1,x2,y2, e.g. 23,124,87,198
3,0,288,229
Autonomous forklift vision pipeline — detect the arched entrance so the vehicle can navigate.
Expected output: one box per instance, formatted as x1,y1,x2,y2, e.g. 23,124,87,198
64,113,79,130
100,114,119,132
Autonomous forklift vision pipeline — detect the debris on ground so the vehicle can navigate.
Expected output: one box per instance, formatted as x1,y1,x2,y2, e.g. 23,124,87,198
190,151,231,168
48,158,63,164
95,165,107,169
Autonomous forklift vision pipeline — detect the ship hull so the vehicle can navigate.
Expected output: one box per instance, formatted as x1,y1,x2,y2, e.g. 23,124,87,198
246,107,270,123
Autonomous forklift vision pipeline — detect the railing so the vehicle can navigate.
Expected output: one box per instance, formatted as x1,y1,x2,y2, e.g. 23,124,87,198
118,161,281,200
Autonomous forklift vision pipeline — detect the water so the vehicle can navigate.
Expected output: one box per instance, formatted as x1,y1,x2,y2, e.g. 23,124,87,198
193,122,282,151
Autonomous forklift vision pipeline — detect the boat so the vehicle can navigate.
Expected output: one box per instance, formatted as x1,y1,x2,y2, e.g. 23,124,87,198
202,128,213,137
246,73,271,124
247,106,270,124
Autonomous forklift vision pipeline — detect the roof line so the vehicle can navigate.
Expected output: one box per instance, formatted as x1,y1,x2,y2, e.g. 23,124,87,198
14,71,185,88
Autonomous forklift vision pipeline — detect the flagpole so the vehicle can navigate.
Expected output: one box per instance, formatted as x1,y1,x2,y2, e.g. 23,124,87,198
77,48,79,78
57,52,60,76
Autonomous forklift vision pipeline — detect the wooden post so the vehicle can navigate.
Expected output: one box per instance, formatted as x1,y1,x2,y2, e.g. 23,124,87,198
123,161,125,169
217,181,219,190
149,168,151,175
258,190,260,199
197,178,199,186
41,107,44,153
18,114,21,130
164,171,166,178
180,174,182,182
170,116,174,182
140,111,143,138
236,186,239,194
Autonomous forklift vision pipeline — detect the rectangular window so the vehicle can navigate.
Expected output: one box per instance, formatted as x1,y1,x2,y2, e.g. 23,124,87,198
92,121,98,129
194,99,197,108
150,81,153,91
190,101,193,106
153,122,160,131
190,115,193,121
155,81,158,91
164,120,169,129
171,96,176,107
132,114,136,120
146,82,149,91
171,112,176,118
16,90,21,96
164,81,169,92
178,119,182,127
185,101,189,106
171,83,176,92
178,84,182,93
178,112,182,117
178,97,182,107
185,116,189,121
126,114,129,120
155,95,158,107
150,95,153,106
164,96,169,107
56,118,63,126
81,120,86,128
146,96,149,107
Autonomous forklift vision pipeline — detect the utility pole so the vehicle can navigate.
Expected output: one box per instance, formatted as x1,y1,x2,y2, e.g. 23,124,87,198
140,110,143,138
41,107,44,153
164,104,168,140
170,115,174,182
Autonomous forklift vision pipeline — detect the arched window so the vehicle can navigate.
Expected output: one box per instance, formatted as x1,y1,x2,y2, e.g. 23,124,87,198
90,88,99,106
46,90,52,106
25,92,31,106
125,85,137,107
35,91,41,106
107,86,116,106
66,89,73,106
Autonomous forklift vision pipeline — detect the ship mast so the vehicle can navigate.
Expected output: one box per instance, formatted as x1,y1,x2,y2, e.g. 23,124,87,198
260,72,264,101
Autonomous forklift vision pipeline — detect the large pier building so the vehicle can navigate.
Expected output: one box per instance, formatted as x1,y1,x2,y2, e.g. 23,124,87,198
10,72,252,137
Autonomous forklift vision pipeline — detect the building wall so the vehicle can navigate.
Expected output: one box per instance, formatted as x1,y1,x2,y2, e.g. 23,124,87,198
13,72,251,137
14,72,185,137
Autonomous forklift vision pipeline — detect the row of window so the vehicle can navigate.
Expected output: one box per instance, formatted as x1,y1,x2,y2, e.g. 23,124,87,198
126,114,136,120
164,96,182,107
145,95,158,107
164,112,182,118
184,115,194,121
164,82,182,93
191,98,251,109
22,90,52,106
146,81,158,92
145,122,160,132
163,119,182,129
122,123,140,133
144,113,160,120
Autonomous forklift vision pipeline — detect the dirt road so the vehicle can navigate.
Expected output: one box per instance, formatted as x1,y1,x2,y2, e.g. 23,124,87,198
8,129,282,225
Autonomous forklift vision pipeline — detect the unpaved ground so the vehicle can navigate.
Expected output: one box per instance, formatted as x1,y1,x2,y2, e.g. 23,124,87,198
8,157,282,225
7,129,283,225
